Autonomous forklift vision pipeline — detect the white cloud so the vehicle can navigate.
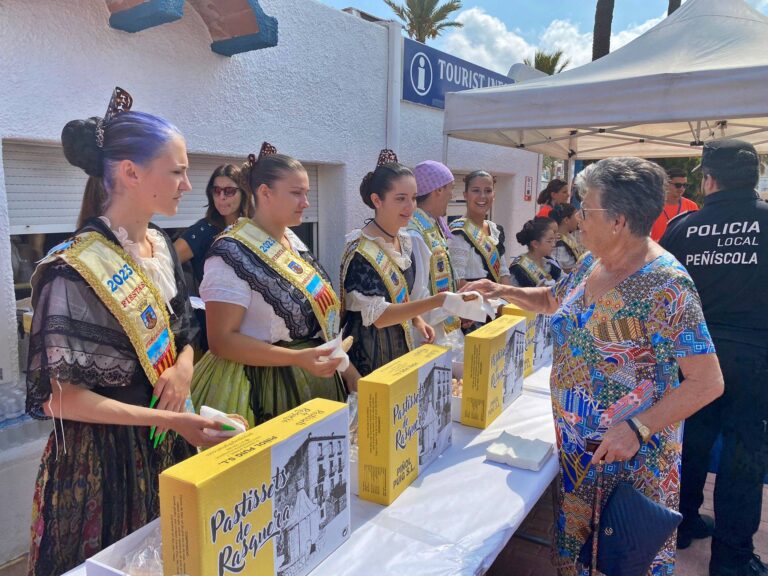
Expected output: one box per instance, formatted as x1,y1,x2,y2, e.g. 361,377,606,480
439,8,670,74
440,8,534,74
537,19,592,69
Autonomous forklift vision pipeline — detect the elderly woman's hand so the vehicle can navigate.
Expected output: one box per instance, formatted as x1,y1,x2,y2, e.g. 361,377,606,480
460,279,506,300
591,421,641,464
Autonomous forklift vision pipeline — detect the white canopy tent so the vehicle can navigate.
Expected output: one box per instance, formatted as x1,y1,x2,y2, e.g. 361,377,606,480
443,0,768,159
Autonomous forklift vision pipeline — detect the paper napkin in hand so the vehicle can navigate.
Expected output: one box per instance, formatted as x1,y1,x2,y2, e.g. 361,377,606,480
200,405,247,438
315,333,351,373
442,291,495,322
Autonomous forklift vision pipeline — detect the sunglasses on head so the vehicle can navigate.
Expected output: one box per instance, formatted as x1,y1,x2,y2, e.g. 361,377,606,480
672,183,688,189
212,186,241,198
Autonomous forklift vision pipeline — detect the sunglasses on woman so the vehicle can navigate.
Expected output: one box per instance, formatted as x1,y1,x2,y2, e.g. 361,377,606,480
212,186,241,198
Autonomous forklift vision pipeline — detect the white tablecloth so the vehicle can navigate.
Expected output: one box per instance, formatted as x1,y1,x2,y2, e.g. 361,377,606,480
67,370,558,576
313,388,557,576
522,362,553,397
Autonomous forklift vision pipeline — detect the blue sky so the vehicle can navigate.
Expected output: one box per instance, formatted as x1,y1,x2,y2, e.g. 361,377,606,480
317,0,768,73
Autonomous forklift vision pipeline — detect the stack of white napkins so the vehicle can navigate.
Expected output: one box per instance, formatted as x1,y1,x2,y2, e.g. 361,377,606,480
485,431,554,471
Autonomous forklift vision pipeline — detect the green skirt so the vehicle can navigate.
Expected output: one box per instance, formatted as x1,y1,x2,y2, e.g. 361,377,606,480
191,339,347,427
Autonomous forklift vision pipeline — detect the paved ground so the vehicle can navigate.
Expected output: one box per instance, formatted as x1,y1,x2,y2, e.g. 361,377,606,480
489,473,768,576
2,473,766,576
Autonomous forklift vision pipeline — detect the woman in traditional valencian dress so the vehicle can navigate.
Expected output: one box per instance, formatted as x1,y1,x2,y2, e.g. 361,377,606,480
550,203,585,274
26,88,224,576
449,170,511,288
509,217,563,288
191,143,348,426
341,150,448,377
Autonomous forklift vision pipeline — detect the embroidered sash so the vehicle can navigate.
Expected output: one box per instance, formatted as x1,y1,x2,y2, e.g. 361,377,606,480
449,217,502,282
221,219,340,341
515,253,554,287
559,232,585,262
408,209,459,333
37,232,176,386
341,235,414,351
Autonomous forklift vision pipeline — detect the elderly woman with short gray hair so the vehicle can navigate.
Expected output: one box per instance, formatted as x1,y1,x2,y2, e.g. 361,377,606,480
464,157,724,575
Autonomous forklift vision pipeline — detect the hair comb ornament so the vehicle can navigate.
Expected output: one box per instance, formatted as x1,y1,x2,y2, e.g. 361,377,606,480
258,141,278,161
376,149,399,167
95,87,133,148
247,153,258,166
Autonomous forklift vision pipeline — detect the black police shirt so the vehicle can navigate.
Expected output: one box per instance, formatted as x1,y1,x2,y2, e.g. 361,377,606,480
661,187,767,349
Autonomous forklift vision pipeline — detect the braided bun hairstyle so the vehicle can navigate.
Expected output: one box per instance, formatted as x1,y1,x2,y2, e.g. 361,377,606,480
62,110,182,228
61,117,104,177
239,152,305,208
515,217,555,247
359,163,413,209
550,203,577,225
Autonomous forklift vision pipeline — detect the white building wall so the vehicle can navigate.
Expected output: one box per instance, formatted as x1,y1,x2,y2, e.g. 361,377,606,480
0,0,540,563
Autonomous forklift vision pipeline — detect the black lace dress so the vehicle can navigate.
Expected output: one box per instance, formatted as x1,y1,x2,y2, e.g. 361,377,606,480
25,218,198,576
191,232,347,427
342,251,415,377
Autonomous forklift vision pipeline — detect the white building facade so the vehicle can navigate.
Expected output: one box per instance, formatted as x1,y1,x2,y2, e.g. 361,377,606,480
0,0,539,563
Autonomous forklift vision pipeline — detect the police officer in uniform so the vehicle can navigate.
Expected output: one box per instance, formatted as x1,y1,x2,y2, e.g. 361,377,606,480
662,139,768,576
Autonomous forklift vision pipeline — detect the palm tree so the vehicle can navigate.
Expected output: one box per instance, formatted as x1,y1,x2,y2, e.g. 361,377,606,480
592,0,615,61
523,50,570,75
668,0,681,15
383,0,464,43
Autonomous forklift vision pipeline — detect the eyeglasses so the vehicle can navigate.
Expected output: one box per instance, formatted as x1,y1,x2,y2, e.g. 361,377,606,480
212,186,241,198
672,183,689,189
580,207,608,219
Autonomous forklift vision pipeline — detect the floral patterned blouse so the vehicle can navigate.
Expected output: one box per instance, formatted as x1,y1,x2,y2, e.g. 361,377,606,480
548,251,715,575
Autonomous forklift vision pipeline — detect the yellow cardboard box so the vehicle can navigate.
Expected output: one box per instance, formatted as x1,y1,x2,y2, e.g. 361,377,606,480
358,344,452,505
502,304,536,376
501,304,554,373
462,314,527,428
160,398,350,576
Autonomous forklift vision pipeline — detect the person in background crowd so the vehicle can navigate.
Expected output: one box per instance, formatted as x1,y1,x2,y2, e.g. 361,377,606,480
551,203,585,273
191,143,347,427
536,178,569,218
569,176,583,209
650,167,698,241
408,160,463,349
662,139,768,576
464,156,724,576
449,170,511,287
26,88,224,576
341,149,444,377
509,217,562,288
174,164,252,352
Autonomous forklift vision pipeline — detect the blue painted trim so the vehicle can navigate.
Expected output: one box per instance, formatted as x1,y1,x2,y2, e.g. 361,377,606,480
109,0,184,33
210,0,278,57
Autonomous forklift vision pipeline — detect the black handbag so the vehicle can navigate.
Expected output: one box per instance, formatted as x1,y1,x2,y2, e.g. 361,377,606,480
578,460,683,576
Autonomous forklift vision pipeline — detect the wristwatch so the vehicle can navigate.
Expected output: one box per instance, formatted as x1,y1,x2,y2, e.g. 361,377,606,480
628,416,652,444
